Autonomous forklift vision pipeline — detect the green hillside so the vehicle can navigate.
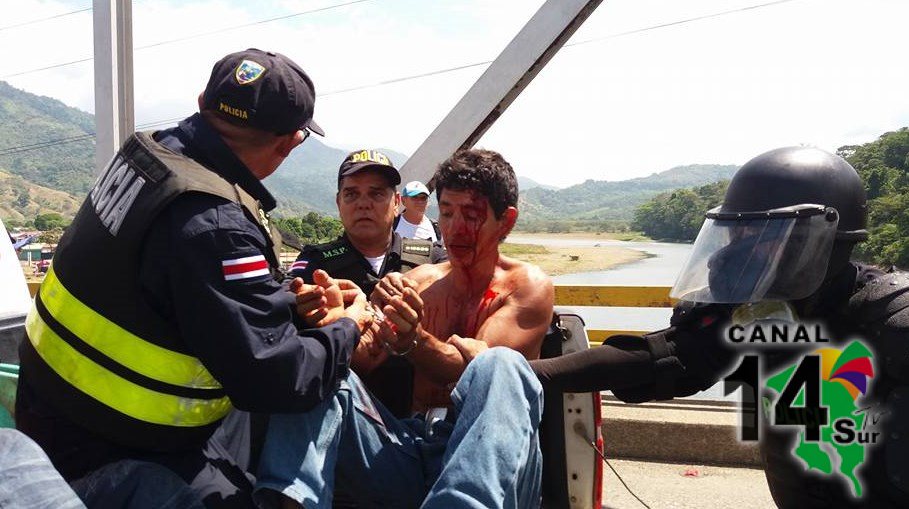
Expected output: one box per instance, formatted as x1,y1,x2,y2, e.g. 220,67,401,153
0,170,82,226
0,81,96,196
0,81,409,221
0,80,736,229
519,164,738,222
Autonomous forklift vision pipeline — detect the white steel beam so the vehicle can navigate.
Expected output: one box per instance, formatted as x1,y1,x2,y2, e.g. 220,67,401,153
93,0,134,174
399,0,603,185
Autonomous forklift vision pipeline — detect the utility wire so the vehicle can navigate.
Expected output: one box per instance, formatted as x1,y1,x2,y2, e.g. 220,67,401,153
0,0,374,80
138,0,371,51
0,0,804,156
317,0,802,97
564,0,799,48
0,6,91,32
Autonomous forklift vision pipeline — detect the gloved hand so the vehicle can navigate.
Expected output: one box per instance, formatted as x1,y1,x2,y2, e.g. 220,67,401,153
666,302,738,395
613,302,737,401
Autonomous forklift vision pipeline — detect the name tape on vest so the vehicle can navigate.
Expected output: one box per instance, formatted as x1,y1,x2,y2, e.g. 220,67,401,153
90,155,146,236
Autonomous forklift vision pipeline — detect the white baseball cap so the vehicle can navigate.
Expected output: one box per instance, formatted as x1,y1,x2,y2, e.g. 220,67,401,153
402,181,430,197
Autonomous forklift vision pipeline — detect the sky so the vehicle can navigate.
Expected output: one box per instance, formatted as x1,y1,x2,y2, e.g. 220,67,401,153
2,0,908,188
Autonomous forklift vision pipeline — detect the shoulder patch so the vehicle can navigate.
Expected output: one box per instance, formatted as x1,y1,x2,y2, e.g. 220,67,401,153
222,254,269,281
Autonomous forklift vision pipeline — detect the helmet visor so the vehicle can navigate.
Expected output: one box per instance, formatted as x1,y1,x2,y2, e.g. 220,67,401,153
670,205,838,303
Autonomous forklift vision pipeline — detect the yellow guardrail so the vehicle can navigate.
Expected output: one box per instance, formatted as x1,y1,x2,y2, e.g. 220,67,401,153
26,282,673,345
555,285,675,344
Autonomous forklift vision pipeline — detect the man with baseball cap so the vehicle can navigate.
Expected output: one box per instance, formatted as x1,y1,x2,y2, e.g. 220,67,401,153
289,149,446,418
16,49,372,506
395,180,441,241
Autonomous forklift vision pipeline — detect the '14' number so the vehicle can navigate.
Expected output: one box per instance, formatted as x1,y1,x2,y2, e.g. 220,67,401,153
723,355,829,441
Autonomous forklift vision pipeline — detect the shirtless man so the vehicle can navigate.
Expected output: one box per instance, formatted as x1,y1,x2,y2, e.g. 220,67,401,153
373,148,554,412
256,149,551,509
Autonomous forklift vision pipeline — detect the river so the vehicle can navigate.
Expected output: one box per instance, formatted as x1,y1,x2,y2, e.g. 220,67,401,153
508,234,731,401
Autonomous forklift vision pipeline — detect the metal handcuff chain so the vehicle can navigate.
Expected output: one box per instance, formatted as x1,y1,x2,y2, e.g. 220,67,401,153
365,303,419,356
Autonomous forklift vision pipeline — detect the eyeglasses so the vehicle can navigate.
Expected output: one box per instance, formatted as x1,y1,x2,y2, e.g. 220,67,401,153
301,128,311,143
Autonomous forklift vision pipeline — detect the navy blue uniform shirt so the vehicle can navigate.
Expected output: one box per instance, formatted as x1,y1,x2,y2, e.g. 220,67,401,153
139,113,360,412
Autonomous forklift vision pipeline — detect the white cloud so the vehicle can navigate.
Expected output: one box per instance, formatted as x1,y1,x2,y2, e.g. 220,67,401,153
2,0,907,187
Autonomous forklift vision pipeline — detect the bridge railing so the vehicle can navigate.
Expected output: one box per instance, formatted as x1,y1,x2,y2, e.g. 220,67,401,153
26,282,675,345
554,285,674,344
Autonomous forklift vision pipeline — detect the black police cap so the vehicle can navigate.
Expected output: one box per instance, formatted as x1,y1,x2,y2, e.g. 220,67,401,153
337,149,401,188
202,48,324,136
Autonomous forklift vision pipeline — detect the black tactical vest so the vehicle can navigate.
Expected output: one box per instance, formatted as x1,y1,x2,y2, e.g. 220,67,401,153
19,131,279,452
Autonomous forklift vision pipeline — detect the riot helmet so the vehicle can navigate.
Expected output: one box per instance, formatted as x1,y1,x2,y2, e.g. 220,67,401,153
671,146,867,304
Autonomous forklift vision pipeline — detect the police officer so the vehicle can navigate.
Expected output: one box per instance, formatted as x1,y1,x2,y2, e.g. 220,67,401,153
531,146,908,507
15,49,371,506
289,150,446,417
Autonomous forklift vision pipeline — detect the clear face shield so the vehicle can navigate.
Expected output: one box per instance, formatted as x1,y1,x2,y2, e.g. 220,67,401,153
670,204,839,304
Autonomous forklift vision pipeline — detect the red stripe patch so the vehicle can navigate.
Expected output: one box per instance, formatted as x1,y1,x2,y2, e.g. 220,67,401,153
222,255,269,281
224,260,267,275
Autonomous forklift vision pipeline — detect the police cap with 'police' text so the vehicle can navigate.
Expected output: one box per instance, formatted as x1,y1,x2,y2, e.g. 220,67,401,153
202,48,324,136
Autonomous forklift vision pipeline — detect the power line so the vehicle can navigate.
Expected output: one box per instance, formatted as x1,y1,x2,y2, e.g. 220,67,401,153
0,0,804,157
0,133,95,157
0,0,374,80
138,0,372,51
318,0,802,97
0,6,91,32
564,0,800,48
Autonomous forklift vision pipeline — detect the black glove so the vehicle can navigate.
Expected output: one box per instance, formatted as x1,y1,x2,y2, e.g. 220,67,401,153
613,302,737,401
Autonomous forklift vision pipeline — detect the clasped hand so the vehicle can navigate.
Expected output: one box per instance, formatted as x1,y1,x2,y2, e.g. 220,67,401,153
371,272,425,355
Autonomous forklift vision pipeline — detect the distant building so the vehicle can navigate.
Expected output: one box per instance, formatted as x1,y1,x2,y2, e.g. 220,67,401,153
17,244,54,263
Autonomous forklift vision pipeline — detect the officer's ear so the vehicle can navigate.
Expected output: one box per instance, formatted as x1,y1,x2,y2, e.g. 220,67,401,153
275,130,306,158
394,191,401,209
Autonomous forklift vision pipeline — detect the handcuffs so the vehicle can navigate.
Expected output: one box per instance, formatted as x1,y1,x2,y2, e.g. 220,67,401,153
365,303,419,356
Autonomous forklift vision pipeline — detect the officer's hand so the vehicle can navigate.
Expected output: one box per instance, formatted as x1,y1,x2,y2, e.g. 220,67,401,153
293,270,347,328
381,287,424,353
290,277,329,327
371,272,417,307
343,288,373,334
448,335,487,364
334,278,366,307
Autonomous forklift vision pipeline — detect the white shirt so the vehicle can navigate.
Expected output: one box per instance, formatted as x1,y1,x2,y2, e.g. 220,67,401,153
364,254,386,274
395,215,439,242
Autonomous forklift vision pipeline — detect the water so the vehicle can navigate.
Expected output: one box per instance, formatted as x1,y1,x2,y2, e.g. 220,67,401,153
509,235,731,401
508,235,691,331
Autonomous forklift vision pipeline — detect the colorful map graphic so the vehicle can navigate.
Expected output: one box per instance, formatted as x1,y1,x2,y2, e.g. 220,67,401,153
765,340,875,496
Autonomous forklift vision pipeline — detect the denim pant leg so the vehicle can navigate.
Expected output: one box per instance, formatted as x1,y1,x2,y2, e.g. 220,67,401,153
423,347,544,509
71,459,204,509
255,372,431,509
0,429,85,509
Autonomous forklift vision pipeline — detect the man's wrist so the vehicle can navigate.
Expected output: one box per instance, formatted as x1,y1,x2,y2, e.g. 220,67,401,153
383,336,418,356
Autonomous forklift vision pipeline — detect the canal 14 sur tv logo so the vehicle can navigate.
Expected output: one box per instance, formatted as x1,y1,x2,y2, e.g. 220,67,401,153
721,314,880,498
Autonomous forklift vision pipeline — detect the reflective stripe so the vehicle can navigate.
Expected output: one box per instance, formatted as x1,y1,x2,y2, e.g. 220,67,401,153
26,307,231,426
39,268,221,390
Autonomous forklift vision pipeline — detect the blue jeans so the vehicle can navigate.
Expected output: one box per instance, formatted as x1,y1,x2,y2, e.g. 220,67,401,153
0,429,85,509
71,459,204,509
256,347,544,509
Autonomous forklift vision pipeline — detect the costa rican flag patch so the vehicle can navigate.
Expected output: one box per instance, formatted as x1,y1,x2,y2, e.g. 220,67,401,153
290,259,309,272
222,255,269,281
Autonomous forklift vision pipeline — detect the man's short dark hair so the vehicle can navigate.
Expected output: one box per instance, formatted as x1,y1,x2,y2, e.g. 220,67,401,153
434,149,518,219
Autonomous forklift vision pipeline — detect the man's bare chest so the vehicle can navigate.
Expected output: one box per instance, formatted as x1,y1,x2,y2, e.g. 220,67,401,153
421,285,504,339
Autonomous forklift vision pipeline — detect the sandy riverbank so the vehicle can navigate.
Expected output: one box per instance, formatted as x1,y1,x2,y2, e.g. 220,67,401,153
18,233,654,282
502,233,649,276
